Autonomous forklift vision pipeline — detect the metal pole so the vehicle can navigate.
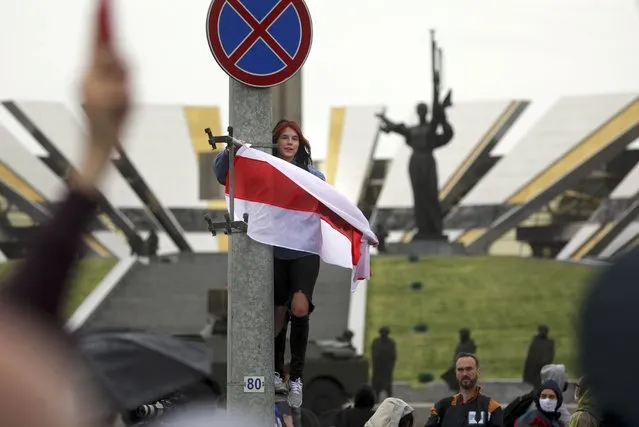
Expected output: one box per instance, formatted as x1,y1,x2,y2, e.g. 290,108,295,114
228,127,235,221
226,78,274,426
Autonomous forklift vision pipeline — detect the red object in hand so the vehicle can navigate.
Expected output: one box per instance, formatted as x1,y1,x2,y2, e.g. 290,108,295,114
97,0,112,44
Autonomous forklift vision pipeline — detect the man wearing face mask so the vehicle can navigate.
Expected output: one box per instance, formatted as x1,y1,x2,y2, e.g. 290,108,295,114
425,353,503,427
523,325,555,388
515,380,565,427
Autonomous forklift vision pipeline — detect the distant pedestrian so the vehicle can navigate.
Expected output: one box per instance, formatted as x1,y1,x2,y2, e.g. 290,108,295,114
372,327,396,400
145,230,159,256
375,223,388,253
523,325,554,388
441,328,477,391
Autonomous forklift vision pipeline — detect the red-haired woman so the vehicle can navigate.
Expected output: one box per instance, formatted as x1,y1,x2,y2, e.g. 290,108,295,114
214,119,325,408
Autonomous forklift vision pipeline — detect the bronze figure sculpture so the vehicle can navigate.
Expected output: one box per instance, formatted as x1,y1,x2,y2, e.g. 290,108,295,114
377,30,454,239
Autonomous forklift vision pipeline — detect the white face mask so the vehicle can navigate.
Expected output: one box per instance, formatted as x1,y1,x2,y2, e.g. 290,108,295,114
539,398,557,413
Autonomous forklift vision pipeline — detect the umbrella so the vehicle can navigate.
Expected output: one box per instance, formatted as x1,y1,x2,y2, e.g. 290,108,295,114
76,330,212,411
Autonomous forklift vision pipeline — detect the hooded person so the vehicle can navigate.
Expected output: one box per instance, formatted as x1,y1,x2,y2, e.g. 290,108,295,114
523,325,555,387
526,365,570,425
505,364,570,427
334,384,376,427
365,398,414,427
569,377,602,427
516,380,565,427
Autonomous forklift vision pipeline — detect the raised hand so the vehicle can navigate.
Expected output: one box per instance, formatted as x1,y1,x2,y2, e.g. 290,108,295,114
76,0,130,187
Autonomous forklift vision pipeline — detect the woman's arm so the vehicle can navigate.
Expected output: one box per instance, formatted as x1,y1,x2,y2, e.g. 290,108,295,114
1,26,130,327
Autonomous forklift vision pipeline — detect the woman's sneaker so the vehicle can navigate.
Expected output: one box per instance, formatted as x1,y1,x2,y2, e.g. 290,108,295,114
274,372,288,394
288,378,303,408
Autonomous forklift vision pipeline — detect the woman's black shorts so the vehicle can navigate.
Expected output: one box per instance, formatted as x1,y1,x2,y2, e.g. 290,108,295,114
274,254,320,314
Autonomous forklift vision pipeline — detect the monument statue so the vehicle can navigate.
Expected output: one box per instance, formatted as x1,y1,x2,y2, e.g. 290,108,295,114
376,30,454,240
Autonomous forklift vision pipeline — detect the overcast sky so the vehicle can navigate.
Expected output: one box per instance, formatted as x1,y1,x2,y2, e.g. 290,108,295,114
1,0,638,158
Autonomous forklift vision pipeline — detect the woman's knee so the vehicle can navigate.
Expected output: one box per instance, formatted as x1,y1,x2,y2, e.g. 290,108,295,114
290,291,309,317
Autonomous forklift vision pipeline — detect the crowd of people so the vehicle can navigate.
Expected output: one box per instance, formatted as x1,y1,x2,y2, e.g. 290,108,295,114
327,354,606,427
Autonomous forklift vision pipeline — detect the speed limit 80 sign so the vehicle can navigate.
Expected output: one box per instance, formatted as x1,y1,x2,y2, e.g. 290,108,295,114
244,375,265,393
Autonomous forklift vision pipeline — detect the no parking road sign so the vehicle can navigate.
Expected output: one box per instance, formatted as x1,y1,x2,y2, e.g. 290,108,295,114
206,0,313,88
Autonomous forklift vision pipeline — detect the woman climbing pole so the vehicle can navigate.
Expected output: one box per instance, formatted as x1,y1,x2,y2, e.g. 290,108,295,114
214,119,325,408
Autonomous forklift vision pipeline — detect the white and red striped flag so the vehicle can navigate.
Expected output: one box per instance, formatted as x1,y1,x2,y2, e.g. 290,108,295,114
225,145,378,290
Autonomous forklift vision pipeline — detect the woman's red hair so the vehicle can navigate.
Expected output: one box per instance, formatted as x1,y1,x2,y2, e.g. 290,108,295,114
272,120,312,168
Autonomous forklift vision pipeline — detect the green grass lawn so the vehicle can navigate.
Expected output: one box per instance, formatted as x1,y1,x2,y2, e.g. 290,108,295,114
0,258,118,318
365,256,595,382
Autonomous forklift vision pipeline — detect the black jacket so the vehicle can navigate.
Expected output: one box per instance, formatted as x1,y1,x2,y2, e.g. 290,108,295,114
425,389,503,427
334,407,375,427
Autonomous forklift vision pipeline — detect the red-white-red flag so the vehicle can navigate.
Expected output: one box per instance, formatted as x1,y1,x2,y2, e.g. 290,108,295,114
225,146,378,290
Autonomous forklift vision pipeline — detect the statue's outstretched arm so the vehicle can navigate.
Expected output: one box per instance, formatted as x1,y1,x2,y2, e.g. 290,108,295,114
387,122,410,138
376,114,409,138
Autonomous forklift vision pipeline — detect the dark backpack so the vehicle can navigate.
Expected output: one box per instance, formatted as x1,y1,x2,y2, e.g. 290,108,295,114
503,391,535,427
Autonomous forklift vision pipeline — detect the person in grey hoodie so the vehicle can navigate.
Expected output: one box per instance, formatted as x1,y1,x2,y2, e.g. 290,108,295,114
365,398,414,427
525,364,571,426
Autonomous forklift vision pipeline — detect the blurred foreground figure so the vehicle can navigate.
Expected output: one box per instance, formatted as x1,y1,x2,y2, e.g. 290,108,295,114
579,246,639,426
0,310,84,427
0,0,131,425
